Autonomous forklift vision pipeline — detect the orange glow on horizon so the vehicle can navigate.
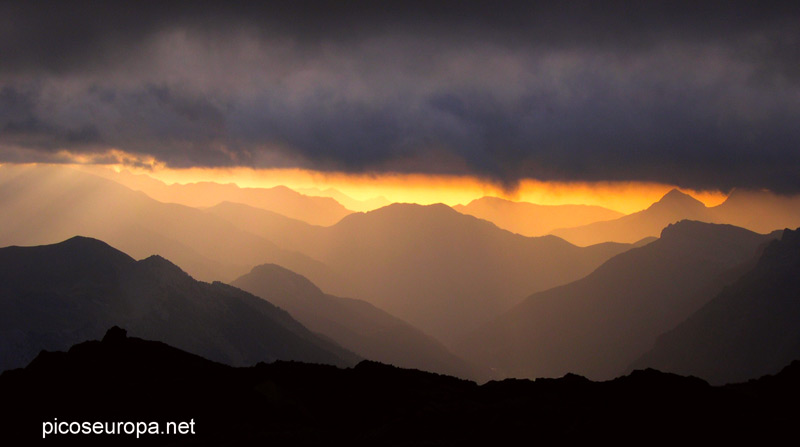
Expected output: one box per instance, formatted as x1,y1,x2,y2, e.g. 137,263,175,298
77,163,727,214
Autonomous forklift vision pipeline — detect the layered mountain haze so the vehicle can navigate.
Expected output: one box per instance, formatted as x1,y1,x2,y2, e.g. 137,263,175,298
4,164,799,385
296,187,391,212
551,189,800,246
551,189,714,245
0,237,358,372
457,221,778,380
712,190,800,234
94,168,353,225
211,200,634,345
233,264,481,379
205,201,319,251
634,227,800,384
0,164,329,282
454,196,623,237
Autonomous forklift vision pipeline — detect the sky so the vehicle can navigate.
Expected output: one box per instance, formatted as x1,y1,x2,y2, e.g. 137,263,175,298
1,1,799,203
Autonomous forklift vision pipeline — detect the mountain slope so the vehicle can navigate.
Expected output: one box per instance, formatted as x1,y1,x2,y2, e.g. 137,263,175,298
0,237,358,372
233,264,481,380
205,201,319,250
634,227,800,384
214,202,634,345
454,196,623,237
457,221,777,380
550,189,714,245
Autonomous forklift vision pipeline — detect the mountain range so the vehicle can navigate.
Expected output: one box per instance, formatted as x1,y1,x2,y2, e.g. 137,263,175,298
457,220,779,380
634,227,800,384
232,264,481,379
295,186,391,212
551,188,800,246
0,164,332,282
1,165,635,346
5,163,800,384
210,201,634,345
91,168,353,225
0,236,357,372
454,196,623,236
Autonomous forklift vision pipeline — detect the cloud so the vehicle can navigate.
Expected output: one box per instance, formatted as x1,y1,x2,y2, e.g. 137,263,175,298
1,1,799,193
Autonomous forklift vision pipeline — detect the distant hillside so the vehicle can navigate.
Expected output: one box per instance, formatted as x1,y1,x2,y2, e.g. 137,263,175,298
233,264,482,380
634,228,800,384
711,189,800,234
3,328,799,444
205,201,319,250
94,168,353,225
212,201,634,345
458,221,777,380
0,237,357,372
454,196,623,236
296,187,391,212
551,189,713,245
551,188,800,246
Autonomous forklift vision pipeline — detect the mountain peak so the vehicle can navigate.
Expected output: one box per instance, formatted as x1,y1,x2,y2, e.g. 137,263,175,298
50,236,136,266
102,326,128,344
656,189,705,207
643,189,708,218
59,235,121,251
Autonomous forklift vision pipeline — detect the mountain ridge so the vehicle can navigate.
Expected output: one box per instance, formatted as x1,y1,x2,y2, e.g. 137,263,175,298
90,168,353,225
233,263,484,380
0,164,335,282
0,236,358,372
633,227,800,384
454,196,624,236
211,200,634,345
550,189,715,245
457,220,777,380
551,188,800,246
3,328,799,444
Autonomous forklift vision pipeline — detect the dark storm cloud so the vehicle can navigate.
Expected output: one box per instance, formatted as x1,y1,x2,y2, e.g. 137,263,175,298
1,1,799,192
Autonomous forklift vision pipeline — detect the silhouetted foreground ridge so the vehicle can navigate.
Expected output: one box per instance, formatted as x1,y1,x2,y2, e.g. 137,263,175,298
2,328,798,445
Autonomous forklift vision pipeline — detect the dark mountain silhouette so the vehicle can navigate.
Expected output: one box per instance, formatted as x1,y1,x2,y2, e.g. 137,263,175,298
634,227,800,384
0,237,358,372
458,221,778,380
2,328,799,445
454,196,623,236
551,189,714,245
0,164,332,282
232,264,482,380
551,188,800,246
211,201,634,345
94,168,353,225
